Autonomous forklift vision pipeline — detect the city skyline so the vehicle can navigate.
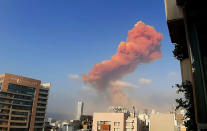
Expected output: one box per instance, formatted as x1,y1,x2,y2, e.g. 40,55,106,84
0,0,181,120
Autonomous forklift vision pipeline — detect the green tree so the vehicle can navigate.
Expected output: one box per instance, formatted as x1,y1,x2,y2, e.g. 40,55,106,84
174,81,197,131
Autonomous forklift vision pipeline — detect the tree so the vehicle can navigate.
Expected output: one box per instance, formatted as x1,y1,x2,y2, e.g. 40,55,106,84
173,43,189,61
174,81,197,131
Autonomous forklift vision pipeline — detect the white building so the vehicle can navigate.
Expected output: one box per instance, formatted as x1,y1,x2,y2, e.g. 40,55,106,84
138,113,149,126
76,100,84,120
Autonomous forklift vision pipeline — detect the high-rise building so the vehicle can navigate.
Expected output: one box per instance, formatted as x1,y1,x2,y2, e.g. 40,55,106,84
0,73,51,131
76,101,83,120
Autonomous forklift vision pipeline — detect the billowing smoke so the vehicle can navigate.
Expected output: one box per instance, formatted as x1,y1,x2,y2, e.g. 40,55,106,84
82,21,163,105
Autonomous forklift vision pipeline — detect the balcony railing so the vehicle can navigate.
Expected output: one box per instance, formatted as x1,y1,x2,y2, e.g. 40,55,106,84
1,91,33,97
36,106,46,109
0,95,13,100
36,111,45,113
0,118,9,121
35,120,44,123
37,101,47,104
38,96,47,99
0,101,12,105
34,126,44,128
35,116,45,118
39,92,48,95
0,113,9,116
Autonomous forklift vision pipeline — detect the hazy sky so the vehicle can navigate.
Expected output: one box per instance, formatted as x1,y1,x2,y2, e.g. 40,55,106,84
0,0,181,120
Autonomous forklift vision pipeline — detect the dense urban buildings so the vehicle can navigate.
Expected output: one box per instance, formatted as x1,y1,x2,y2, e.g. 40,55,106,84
80,115,93,130
0,73,50,131
50,101,92,131
93,107,139,131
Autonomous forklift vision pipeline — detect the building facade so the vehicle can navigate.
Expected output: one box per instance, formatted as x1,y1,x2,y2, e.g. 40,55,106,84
165,0,207,130
76,101,84,120
0,73,50,131
93,112,138,131
149,113,177,131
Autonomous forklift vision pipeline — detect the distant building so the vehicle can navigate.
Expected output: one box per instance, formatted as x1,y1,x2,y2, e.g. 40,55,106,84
175,109,186,131
93,112,139,131
138,113,149,126
48,117,53,124
151,109,155,115
62,120,82,131
76,101,84,120
0,73,51,131
138,113,149,131
80,115,93,130
149,113,178,131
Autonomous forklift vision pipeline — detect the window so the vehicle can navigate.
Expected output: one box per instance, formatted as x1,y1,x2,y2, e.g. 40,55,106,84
114,128,120,131
35,122,44,126
11,117,27,121
10,122,27,126
97,125,101,130
126,128,132,131
100,121,111,125
12,111,28,116
114,122,120,126
97,121,111,131
35,118,44,121
0,82,2,90
39,88,48,93
8,84,35,96
13,100,33,105
126,122,133,126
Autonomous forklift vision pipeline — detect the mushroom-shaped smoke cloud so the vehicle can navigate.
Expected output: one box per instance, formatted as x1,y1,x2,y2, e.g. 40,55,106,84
82,21,163,105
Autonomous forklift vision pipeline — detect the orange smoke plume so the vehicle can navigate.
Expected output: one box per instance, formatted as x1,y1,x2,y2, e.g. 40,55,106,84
82,21,163,92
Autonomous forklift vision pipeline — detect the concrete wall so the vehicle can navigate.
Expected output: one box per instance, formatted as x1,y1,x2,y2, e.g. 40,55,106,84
180,58,192,82
149,114,176,131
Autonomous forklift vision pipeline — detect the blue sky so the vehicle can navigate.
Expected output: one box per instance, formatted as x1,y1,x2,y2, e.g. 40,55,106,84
0,0,181,119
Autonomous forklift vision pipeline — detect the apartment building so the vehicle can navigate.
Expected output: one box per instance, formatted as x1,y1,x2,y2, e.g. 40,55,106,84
93,112,138,131
0,73,50,131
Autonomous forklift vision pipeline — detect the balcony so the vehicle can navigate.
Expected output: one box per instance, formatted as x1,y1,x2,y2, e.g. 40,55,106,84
37,101,47,104
11,115,27,118
13,98,33,102
12,103,32,107
39,92,48,95
38,96,47,99
0,108,10,111
36,106,46,109
35,116,45,118
0,124,8,128
0,95,13,100
0,101,12,105
0,113,9,116
35,120,44,123
2,91,32,97
0,118,8,121
10,120,27,123
36,111,45,113
34,126,44,128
